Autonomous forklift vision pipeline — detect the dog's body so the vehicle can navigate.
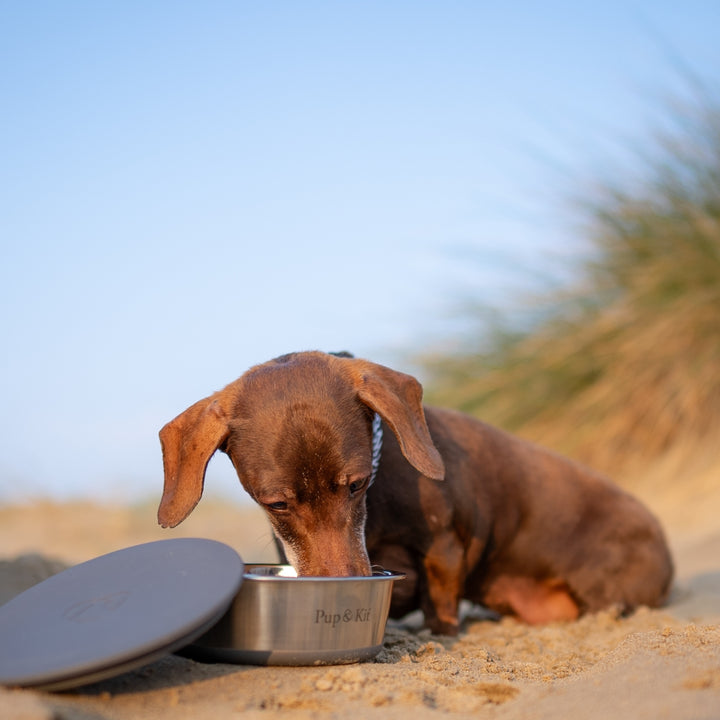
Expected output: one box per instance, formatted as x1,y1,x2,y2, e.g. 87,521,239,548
158,351,673,634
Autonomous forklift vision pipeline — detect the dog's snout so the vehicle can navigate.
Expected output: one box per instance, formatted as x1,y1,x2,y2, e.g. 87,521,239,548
299,557,372,578
312,566,371,578
294,544,372,578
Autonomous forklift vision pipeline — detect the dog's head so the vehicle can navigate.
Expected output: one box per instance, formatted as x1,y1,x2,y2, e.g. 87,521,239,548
157,351,444,576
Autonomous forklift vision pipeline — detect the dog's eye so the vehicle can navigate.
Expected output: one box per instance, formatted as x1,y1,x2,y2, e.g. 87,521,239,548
266,501,288,512
349,478,368,496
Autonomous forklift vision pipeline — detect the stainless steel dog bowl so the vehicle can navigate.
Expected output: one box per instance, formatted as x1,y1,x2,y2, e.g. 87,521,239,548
184,564,405,666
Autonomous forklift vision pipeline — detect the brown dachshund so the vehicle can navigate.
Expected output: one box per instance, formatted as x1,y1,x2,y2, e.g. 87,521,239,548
158,351,673,635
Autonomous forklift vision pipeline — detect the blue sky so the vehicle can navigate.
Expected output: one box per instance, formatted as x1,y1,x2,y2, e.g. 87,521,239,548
1,1,718,503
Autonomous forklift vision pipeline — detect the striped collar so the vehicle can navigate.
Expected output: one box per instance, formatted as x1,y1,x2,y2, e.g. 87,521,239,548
369,413,383,487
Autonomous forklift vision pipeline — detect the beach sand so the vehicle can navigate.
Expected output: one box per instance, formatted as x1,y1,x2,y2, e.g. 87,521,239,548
1,471,719,720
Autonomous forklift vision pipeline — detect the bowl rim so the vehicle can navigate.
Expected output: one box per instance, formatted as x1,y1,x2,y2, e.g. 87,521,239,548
242,563,405,582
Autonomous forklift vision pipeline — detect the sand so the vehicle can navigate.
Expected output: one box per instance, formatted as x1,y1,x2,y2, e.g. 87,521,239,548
1,478,719,720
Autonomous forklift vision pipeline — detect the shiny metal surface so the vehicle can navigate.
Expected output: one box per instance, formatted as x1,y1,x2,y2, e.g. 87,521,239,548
186,564,405,666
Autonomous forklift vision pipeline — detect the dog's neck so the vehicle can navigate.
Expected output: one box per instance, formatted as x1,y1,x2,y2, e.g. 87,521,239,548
369,413,383,487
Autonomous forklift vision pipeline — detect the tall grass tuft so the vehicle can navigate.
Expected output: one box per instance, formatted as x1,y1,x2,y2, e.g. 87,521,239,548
419,98,720,477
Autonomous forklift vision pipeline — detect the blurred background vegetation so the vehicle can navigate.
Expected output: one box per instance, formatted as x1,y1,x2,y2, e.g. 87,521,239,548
417,90,720,484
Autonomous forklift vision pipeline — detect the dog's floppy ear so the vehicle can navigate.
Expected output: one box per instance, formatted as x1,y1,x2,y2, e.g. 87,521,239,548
345,359,445,480
157,395,230,528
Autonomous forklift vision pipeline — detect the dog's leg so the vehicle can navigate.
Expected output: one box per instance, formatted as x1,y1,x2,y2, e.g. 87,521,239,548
483,575,580,624
420,530,465,635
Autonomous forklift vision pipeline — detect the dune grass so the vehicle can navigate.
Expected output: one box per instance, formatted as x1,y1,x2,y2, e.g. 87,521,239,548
418,98,720,477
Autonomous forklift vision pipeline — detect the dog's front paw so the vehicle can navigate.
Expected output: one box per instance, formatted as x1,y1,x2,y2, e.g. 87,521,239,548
425,616,460,637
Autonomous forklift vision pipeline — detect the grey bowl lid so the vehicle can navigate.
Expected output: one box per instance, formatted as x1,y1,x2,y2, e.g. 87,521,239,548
0,538,244,691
